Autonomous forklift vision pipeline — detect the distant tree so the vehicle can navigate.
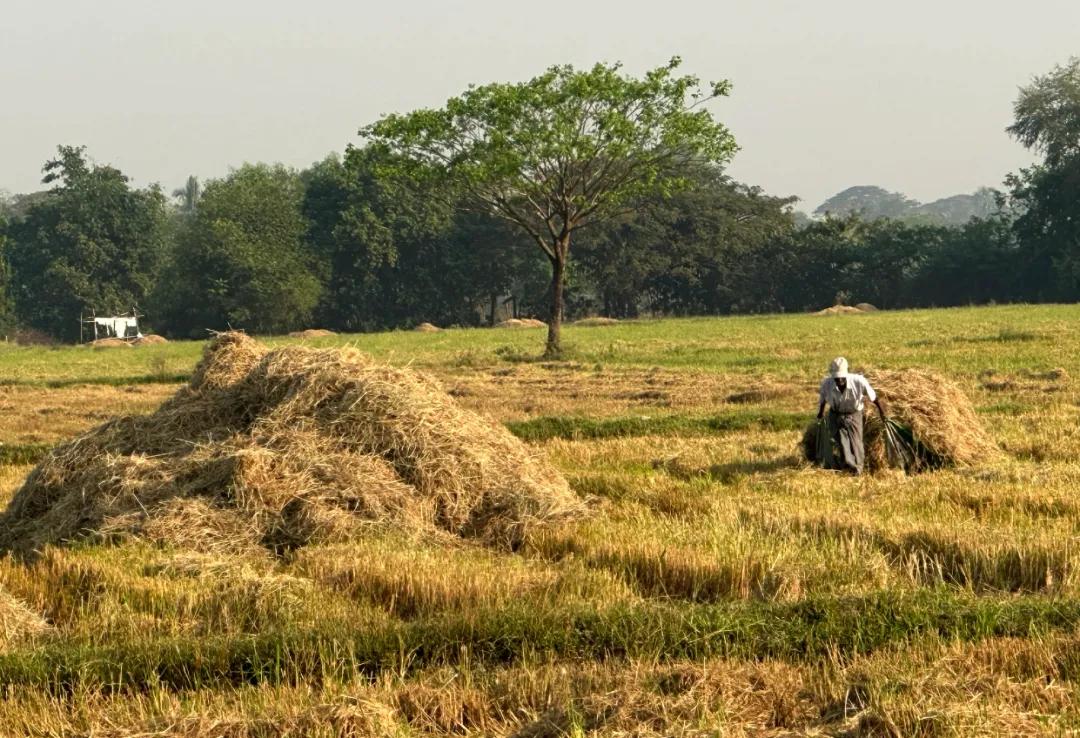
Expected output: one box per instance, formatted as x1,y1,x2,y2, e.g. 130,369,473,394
301,149,544,331
1008,58,1080,168
155,164,321,336
745,215,867,312
911,188,1000,225
361,58,738,356
814,186,918,220
1004,58,1080,300
0,214,15,335
0,191,52,220
789,209,812,229
4,146,166,341
575,163,797,316
847,219,949,308
172,175,201,214
913,216,1022,306
301,149,451,331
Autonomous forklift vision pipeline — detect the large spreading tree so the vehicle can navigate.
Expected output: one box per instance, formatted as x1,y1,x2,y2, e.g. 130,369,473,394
361,58,738,355
1005,57,1080,299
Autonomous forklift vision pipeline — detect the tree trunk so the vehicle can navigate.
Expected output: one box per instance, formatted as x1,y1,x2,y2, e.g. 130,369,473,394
489,293,498,326
545,248,566,358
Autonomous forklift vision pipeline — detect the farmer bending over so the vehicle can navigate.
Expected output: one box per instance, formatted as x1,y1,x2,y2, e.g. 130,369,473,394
816,357,884,474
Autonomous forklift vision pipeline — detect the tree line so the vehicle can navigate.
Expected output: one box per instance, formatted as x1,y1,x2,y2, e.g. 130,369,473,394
0,57,1077,347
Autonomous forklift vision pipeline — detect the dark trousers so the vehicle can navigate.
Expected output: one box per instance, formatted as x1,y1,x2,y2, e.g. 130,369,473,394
828,409,865,474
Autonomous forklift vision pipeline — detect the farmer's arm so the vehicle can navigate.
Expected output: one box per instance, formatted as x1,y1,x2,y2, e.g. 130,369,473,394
863,378,885,416
816,380,827,419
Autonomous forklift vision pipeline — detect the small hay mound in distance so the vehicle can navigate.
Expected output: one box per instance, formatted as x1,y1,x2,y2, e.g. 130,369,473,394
0,333,582,555
91,337,131,348
414,322,441,333
854,302,878,312
497,318,546,329
134,334,169,345
288,329,336,339
813,305,865,316
802,369,996,473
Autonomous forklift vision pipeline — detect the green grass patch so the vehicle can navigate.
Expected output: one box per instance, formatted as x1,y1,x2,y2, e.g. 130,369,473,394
0,443,51,466
507,410,806,442
3,590,1079,693
978,401,1027,416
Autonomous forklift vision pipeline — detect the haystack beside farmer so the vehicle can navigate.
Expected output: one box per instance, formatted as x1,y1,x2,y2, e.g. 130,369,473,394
816,357,884,474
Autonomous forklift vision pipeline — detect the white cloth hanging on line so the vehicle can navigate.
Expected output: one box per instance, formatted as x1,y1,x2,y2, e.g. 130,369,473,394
92,316,141,339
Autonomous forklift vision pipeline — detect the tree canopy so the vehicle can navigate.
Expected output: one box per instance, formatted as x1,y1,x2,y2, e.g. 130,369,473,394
4,146,166,341
361,57,738,355
154,164,321,337
1005,58,1080,299
1008,58,1080,169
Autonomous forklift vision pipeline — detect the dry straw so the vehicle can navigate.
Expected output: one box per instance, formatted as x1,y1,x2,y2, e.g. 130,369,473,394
802,369,997,473
812,305,866,316
0,333,582,555
287,329,336,339
496,318,547,329
90,338,131,348
0,587,50,650
575,317,620,327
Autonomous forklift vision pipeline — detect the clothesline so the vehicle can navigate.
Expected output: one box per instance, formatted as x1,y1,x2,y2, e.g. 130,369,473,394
87,316,142,339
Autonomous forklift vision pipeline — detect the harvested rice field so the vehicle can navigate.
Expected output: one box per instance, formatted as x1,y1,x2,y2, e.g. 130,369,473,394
0,303,1079,736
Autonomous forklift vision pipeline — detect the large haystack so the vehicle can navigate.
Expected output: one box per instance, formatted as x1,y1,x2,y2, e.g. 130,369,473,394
0,333,582,555
801,369,996,473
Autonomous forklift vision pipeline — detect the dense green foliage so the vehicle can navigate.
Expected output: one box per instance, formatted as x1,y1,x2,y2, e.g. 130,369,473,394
0,58,1078,343
154,164,322,337
360,58,738,355
1003,58,1080,301
3,147,166,341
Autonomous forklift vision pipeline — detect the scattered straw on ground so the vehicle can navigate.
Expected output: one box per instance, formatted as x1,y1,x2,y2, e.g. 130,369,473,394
90,338,131,348
575,317,620,327
288,329,336,339
414,323,441,333
0,333,582,555
726,384,793,404
0,587,49,649
496,318,547,329
802,369,997,473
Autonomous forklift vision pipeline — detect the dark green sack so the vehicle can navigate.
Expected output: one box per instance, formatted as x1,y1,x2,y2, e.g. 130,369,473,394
815,418,833,467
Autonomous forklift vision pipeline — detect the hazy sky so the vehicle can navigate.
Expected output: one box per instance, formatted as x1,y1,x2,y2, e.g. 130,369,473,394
2,0,1078,210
